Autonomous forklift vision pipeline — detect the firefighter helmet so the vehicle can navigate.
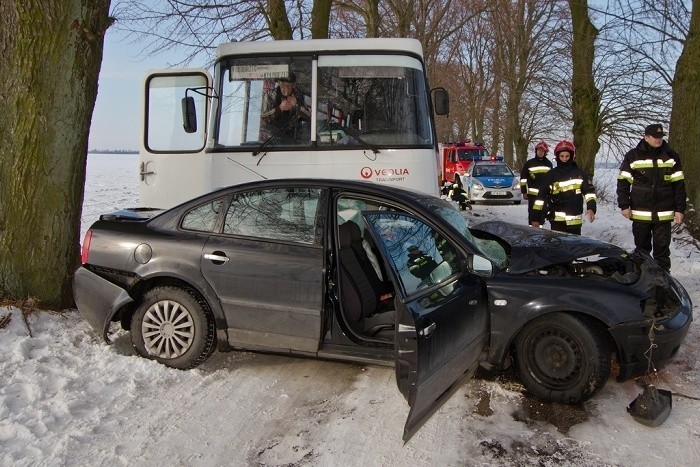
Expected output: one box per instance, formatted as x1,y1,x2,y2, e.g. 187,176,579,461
535,140,549,154
554,140,576,158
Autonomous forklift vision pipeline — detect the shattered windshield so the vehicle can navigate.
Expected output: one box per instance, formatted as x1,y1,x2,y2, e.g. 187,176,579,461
417,197,508,269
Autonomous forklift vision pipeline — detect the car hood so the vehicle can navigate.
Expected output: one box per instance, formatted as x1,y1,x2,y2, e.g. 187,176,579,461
471,220,626,274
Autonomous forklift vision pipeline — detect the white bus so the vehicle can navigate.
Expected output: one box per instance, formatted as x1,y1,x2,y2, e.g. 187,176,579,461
140,38,449,209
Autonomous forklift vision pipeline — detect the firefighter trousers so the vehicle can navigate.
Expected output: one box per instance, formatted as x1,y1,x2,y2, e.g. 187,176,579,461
632,221,672,271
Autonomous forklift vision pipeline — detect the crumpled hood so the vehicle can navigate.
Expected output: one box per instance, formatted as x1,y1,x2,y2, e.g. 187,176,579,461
471,220,627,274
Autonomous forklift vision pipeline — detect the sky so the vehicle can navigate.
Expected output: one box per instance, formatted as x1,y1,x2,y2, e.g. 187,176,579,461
88,27,210,151
2,156,699,465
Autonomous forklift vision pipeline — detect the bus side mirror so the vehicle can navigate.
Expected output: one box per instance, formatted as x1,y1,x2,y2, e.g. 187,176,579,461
182,96,197,133
432,87,449,116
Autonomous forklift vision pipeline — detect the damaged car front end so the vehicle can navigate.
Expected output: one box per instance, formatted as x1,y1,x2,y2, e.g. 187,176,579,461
471,221,692,401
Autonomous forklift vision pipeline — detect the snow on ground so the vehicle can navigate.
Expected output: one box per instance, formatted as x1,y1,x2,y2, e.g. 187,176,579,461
2,154,699,466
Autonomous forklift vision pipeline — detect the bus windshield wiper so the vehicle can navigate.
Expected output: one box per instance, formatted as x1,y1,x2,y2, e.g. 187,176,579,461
343,129,381,156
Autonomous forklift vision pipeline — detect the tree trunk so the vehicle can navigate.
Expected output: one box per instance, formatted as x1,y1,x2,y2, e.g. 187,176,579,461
0,0,112,308
670,0,700,238
569,0,601,177
310,0,332,39
364,0,380,38
267,0,293,39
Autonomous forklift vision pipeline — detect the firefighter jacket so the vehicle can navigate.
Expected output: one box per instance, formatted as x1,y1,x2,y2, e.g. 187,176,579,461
533,161,597,226
448,173,465,196
616,139,686,223
520,156,553,197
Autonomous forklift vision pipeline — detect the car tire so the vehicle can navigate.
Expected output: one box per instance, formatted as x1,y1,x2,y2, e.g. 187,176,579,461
514,313,610,403
130,286,216,369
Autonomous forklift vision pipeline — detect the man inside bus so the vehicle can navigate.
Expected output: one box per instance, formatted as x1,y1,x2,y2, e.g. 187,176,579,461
261,72,311,144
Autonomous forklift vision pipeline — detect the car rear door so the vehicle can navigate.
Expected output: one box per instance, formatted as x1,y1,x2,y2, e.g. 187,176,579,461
363,211,490,442
200,186,327,353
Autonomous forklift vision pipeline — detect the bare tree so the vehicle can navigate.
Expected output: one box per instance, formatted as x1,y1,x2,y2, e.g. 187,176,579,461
490,0,567,167
0,1,113,307
112,1,333,64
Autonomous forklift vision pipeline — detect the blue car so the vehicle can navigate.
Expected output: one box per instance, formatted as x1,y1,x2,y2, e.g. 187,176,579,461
466,160,522,205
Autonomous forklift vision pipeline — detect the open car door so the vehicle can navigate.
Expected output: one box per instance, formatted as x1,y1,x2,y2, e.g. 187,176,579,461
363,211,490,442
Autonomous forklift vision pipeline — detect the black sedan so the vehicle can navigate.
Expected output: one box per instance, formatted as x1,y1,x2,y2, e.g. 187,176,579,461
73,178,692,440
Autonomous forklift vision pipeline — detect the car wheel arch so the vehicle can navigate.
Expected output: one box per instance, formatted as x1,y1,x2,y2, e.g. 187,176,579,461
122,276,224,332
507,310,615,358
487,307,618,375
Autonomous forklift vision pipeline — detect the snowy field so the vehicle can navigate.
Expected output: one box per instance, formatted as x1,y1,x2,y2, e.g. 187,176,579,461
2,153,699,466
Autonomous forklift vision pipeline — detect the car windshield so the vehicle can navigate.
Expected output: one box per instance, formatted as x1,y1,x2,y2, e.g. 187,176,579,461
416,197,508,269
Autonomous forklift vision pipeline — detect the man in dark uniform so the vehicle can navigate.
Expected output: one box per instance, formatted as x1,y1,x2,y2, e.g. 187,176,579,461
260,72,311,144
617,123,686,271
520,140,553,226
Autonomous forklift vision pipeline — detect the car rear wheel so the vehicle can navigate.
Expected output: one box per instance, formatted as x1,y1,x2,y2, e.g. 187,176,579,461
131,286,216,369
514,313,610,403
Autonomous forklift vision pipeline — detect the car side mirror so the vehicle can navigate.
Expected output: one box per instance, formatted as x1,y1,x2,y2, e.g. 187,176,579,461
470,254,493,277
182,96,197,133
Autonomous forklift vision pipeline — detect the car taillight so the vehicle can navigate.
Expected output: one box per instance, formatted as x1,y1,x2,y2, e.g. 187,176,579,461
81,230,92,265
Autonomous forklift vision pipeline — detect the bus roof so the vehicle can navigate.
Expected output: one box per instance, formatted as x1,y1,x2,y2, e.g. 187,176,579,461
216,38,424,60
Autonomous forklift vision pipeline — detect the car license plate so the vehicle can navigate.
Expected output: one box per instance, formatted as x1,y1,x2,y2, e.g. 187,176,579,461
491,191,507,196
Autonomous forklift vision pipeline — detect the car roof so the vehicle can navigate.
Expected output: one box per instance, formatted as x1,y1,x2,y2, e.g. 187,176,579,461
149,178,448,228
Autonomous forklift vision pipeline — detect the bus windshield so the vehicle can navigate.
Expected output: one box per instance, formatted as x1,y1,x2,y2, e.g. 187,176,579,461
215,54,434,149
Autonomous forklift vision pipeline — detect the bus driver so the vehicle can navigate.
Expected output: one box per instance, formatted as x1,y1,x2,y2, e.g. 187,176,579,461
260,72,311,144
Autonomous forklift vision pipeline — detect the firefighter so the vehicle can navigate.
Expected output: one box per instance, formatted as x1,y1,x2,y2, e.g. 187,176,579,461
533,140,596,235
520,140,553,226
447,163,471,210
616,123,686,271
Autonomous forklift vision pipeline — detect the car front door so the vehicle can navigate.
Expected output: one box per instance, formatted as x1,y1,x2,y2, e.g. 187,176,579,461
363,211,490,441
200,187,327,353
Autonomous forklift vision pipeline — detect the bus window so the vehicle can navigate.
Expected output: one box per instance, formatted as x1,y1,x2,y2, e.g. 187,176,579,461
217,57,312,148
316,55,433,147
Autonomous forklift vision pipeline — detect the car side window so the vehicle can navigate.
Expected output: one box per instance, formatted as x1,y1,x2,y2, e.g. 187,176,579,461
365,212,461,296
223,187,324,244
181,198,225,232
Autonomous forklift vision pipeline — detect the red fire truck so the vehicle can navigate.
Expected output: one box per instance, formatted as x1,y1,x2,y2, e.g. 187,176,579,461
438,140,491,185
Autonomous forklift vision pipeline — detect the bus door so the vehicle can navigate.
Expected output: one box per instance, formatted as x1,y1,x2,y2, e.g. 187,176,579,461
141,69,212,209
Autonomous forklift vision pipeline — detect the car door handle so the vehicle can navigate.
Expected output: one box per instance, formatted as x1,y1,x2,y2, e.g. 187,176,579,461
204,253,230,264
418,322,436,337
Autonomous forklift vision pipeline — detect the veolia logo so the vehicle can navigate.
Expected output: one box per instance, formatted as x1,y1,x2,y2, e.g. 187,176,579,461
361,167,410,179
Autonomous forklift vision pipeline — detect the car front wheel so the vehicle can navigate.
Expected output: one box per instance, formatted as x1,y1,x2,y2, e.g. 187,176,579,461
131,286,216,369
514,313,610,403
